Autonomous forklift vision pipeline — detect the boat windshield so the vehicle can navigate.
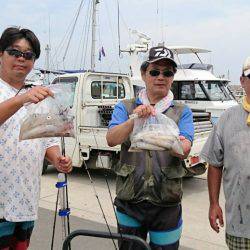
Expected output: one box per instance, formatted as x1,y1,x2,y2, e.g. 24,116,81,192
201,81,232,101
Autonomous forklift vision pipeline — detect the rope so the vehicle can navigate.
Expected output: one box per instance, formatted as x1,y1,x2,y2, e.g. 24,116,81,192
81,0,93,69
103,0,121,72
62,0,85,63
73,2,88,69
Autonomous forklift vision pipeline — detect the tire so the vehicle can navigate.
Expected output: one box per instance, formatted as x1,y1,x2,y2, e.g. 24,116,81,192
42,159,49,175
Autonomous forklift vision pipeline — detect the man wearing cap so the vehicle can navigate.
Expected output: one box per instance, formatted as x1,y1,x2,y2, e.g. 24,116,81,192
106,46,194,250
200,56,250,250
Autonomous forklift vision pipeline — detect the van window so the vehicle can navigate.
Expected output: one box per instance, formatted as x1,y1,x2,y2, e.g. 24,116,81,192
52,77,78,85
51,77,77,106
180,82,207,100
91,81,125,99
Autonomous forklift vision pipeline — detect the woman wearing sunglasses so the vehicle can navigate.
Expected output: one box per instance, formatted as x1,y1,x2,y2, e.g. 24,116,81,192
0,27,72,250
107,46,194,250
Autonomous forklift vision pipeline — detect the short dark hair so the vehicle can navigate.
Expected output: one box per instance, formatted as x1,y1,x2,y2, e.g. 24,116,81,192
140,61,177,73
140,61,149,72
0,27,40,59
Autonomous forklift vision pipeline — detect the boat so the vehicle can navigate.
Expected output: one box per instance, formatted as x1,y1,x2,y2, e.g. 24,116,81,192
125,40,238,124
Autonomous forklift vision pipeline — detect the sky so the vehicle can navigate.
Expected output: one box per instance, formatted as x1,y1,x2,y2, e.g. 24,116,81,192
1,0,250,84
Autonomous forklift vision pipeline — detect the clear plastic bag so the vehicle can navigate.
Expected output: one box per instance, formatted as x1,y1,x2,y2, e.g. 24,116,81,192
129,113,184,155
19,84,75,140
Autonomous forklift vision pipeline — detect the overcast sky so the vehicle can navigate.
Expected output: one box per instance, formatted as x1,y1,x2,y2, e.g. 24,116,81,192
1,0,250,84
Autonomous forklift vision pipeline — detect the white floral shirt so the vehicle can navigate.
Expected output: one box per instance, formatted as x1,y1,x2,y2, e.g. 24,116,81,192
0,79,59,222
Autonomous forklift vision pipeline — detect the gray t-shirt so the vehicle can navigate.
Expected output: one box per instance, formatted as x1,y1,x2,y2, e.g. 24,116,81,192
201,104,250,238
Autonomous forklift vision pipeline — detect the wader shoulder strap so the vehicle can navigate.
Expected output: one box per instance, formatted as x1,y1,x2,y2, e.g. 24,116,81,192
164,102,186,124
122,98,137,115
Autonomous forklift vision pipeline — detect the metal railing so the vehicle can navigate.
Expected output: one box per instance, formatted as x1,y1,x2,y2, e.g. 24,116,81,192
62,229,151,250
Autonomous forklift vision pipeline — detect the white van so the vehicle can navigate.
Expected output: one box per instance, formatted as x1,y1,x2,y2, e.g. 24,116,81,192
43,70,212,176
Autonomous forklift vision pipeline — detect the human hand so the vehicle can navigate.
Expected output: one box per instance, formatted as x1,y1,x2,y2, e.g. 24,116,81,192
55,155,73,173
179,135,186,141
133,104,155,118
209,204,224,233
19,86,54,105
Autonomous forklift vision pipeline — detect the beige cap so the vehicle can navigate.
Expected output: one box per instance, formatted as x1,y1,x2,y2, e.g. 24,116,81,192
243,56,250,76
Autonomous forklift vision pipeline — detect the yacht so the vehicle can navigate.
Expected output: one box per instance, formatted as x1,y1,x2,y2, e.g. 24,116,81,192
169,46,238,123
127,42,238,124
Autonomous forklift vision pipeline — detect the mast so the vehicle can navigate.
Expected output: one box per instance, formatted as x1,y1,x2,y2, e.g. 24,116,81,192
91,0,100,71
45,44,50,84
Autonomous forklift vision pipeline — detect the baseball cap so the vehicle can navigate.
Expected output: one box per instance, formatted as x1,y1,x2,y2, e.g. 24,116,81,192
144,46,177,68
243,56,250,76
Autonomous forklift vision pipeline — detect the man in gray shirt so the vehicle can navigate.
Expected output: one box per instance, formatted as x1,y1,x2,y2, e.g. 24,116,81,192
200,56,250,250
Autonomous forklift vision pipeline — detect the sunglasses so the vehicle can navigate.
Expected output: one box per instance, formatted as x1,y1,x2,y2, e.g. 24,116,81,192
149,69,174,78
5,48,36,60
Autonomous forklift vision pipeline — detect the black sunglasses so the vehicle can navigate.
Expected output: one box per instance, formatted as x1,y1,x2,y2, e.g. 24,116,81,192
149,69,174,78
5,48,36,60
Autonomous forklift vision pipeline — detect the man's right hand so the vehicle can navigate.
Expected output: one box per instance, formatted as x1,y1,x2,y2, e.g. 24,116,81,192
18,86,54,105
133,104,155,118
209,203,224,233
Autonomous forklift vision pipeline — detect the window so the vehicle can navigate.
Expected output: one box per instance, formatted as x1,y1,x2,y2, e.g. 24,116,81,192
52,77,77,106
52,77,78,85
202,81,231,101
133,85,144,96
180,82,207,100
91,81,125,99
171,82,179,99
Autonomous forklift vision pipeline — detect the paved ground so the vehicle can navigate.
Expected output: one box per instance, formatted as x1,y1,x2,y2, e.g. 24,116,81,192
30,166,227,250
30,207,117,250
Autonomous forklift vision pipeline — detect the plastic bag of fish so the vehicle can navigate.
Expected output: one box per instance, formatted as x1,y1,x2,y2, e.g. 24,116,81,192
19,84,75,140
129,113,184,155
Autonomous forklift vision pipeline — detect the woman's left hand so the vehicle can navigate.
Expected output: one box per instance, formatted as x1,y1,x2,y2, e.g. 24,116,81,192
55,155,73,173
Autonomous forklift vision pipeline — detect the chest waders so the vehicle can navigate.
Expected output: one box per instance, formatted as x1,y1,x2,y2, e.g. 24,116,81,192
114,99,186,206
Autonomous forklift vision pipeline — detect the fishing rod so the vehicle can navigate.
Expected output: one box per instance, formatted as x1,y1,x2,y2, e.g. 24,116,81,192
62,126,151,249
81,146,118,249
51,137,71,250
66,130,131,249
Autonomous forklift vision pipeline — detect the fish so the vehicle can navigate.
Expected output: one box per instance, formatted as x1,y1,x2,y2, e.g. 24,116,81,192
19,113,75,140
132,131,175,148
129,141,165,152
131,130,184,155
171,139,184,155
